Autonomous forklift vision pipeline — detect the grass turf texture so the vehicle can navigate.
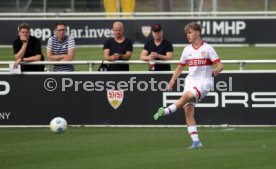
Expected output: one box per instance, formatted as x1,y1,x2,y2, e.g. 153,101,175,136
0,127,275,169
1,46,276,71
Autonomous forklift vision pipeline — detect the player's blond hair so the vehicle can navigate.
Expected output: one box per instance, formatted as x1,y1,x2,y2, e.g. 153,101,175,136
185,22,201,33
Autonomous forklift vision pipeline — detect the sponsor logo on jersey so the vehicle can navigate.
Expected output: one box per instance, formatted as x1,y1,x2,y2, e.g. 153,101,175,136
142,26,151,37
107,90,124,109
187,58,213,66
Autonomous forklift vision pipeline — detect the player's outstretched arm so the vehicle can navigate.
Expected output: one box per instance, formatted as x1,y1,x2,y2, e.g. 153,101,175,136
213,62,224,76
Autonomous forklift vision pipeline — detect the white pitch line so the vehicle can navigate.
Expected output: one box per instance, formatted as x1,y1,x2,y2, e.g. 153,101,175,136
0,128,275,133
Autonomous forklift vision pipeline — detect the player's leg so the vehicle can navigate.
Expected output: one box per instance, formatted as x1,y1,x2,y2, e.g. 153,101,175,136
153,78,203,120
184,104,203,149
153,91,196,120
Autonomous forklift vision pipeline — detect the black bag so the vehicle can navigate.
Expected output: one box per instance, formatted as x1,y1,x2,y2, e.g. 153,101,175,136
98,60,109,71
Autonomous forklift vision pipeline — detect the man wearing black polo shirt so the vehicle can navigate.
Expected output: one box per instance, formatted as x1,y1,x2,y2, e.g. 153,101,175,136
13,23,44,71
140,24,173,71
103,21,133,71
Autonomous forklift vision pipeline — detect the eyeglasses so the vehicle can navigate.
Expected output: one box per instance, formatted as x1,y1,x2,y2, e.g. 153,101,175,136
56,29,66,32
20,30,30,34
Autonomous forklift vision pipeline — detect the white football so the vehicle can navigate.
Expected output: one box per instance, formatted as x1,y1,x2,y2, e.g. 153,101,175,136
50,117,68,134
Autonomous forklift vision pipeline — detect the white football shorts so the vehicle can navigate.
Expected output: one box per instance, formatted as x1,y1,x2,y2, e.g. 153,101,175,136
183,78,213,104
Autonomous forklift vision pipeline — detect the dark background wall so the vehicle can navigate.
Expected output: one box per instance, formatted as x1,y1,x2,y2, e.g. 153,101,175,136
1,18,275,45
0,72,275,125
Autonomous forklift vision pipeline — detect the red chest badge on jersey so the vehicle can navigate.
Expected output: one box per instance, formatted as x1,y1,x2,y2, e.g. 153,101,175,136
107,90,124,109
201,52,207,57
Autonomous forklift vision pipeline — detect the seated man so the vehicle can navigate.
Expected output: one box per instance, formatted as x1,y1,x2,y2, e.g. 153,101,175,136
140,24,173,71
13,23,45,71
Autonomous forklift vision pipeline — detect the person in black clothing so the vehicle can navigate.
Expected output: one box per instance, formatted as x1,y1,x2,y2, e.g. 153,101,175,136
13,23,44,71
103,21,133,71
140,24,173,71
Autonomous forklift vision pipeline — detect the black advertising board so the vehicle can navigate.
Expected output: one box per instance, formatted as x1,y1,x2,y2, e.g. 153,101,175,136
1,18,276,45
0,72,275,125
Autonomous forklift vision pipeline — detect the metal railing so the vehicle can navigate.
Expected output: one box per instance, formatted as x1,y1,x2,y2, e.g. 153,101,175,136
1,60,276,72
1,11,276,18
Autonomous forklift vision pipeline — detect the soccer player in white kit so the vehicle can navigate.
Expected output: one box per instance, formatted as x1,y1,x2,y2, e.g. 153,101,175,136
153,22,224,149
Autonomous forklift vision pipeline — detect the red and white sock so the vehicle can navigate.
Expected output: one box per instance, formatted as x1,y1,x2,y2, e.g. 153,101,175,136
164,104,177,116
188,126,199,142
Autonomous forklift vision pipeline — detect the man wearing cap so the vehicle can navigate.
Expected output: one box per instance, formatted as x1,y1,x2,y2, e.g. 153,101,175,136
140,24,173,71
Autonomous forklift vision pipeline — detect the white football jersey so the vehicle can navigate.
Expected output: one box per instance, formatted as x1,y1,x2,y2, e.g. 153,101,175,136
179,42,220,80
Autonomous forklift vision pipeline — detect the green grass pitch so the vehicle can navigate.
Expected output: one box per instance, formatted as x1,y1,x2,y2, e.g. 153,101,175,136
1,46,275,168
0,127,275,169
1,46,276,71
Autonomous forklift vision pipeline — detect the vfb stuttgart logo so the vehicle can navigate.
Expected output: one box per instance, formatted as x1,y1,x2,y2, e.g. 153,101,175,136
107,90,124,109
141,26,151,37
